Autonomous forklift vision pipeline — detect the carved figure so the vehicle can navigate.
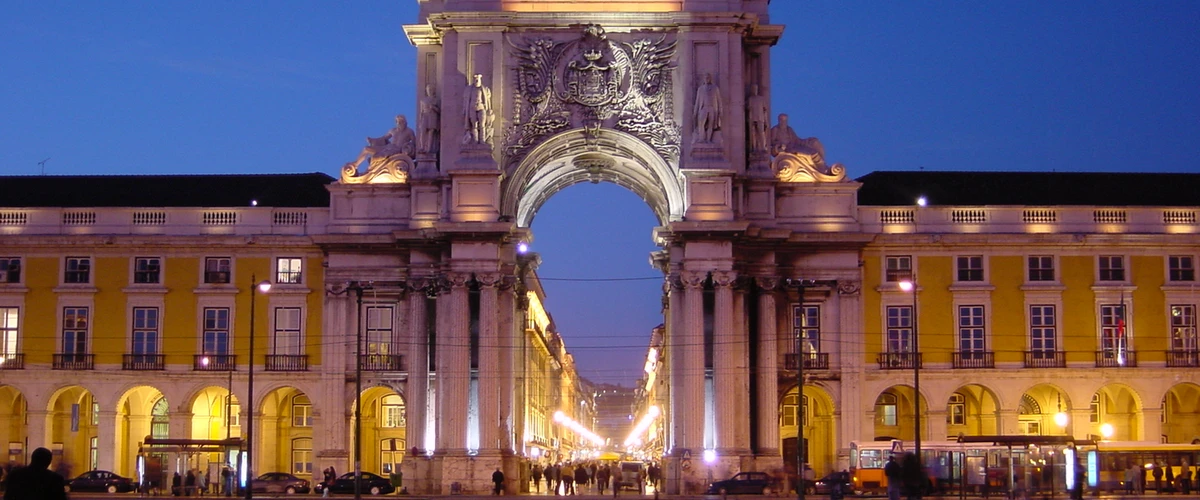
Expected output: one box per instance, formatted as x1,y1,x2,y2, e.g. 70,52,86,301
769,113,846,182
341,115,415,184
693,73,721,143
747,85,769,152
463,74,494,146
418,84,441,154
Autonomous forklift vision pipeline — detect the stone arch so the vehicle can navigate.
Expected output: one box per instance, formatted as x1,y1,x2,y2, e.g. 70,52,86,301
1017,383,1073,436
46,385,96,477
871,385,926,442
502,128,685,227
1162,382,1200,443
259,386,315,477
0,385,27,465
114,385,168,476
781,382,837,475
946,383,1002,436
1090,383,1144,440
351,385,406,476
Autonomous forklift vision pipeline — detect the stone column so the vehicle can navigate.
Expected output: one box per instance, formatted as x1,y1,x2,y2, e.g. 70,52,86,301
436,272,471,453
754,278,780,456
96,410,117,471
998,409,1021,436
667,275,684,453
732,281,751,453
928,409,949,443
477,273,501,452
1142,407,1164,442
679,270,707,453
712,270,740,454
406,281,430,455
497,276,517,453
25,409,49,452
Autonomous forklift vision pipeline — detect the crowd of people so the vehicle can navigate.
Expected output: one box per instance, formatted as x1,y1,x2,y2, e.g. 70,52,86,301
527,461,660,496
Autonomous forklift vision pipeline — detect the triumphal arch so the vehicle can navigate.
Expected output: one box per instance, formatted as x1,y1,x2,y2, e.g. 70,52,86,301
326,0,865,494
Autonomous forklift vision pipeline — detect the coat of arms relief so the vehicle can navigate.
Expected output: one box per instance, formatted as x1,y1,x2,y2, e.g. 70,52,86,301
505,24,680,171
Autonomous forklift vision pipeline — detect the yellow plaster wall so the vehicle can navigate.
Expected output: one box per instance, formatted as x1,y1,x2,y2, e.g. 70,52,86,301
1133,255,1167,360
22,257,59,364
1059,255,1095,362
990,256,1026,363
917,256,954,363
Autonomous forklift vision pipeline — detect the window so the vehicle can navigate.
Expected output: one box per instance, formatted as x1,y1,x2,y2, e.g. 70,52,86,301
1169,256,1195,282
151,398,169,439
1170,305,1197,352
131,307,160,360
885,306,913,353
792,305,820,354
273,307,303,355
875,393,897,426
801,395,809,427
366,306,394,356
380,441,403,475
1099,303,1128,356
0,258,21,283
91,400,99,426
203,308,231,356
276,258,303,284
134,257,161,284
90,436,98,471
382,394,406,428
1029,305,1057,357
292,438,312,476
62,307,89,357
1098,256,1125,281
204,258,231,284
885,256,912,282
1089,393,1101,423
0,307,18,360
1028,256,1055,282
228,400,241,428
948,393,965,426
958,305,985,357
782,393,799,427
292,395,312,427
957,256,984,282
65,257,90,284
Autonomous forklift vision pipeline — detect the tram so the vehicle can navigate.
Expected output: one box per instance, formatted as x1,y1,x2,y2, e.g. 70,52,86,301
1091,442,1200,492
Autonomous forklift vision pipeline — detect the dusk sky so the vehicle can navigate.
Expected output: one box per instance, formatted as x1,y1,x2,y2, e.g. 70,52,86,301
2,2,1198,386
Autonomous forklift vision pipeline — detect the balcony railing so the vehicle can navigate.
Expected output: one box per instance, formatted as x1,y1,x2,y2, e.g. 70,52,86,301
877,352,921,370
952,351,995,369
266,354,308,372
53,353,94,370
194,354,236,371
1023,351,1066,368
1166,350,1200,367
360,354,405,371
784,352,830,370
0,353,24,370
1095,350,1137,368
123,354,165,370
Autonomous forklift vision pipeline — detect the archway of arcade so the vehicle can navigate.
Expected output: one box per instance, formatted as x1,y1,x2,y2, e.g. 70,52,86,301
781,383,836,477
349,385,407,477
0,385,28,465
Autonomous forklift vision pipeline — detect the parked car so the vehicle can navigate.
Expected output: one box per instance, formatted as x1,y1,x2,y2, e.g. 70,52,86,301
813,471,853,495
315,472,395,495
251,472,310,494
707,471,772,495
66,469,137,493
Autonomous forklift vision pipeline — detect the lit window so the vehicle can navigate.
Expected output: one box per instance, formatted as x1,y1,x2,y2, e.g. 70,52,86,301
276,258,303,284
292,438,313,476
367,306,395,356
948,393,965,426
382,394,406,428
1089,393,1101,423
1099,304,1127,356
0,307,19,361
62,307,89,357
1170,305,1197,352
792,305,820,354
875,393,897,426
292,395,312,427
885,256,912,282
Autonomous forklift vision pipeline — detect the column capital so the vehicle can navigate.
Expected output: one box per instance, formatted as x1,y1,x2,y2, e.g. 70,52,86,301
712,270,737,288
838,280,862,295
475,272,502,288
446,272,471,289
755,276,780,291
681,270,707,289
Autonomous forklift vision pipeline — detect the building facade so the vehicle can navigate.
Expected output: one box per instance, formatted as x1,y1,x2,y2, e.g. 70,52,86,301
1,0,1198,496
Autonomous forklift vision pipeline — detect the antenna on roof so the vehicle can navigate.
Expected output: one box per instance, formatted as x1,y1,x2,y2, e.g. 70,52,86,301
37,158,50,175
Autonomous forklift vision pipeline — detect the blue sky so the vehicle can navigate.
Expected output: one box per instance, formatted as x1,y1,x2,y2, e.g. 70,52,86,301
3,1,1198,386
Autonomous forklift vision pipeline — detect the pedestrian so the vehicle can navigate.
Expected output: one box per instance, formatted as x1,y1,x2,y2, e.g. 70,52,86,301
610,463,620,497
199,469,209,496
221,466,232,497
185,469,196,497
492,466,505,495
1154,463,1164,493
546,464,556,495
1166,464,1176,494
173,471,183,497
2,447,67,500
1126,463,1138,494
532,464,543,493
1181,466,1192,495
597,465,609,494
562,463,576,495
884,455,902,500
574,463,589,494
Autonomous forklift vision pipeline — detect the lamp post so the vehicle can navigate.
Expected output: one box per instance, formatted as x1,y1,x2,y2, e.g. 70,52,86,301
898,278,921,469
245,275,271,500
343,281,372,500
786,278,817,500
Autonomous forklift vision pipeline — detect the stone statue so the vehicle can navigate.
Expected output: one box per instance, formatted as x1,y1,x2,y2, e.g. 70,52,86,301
693,73,721,143
417,84,441,154
769,113,845,182
341,115,415,184
463,74,494,146
747,84,769,152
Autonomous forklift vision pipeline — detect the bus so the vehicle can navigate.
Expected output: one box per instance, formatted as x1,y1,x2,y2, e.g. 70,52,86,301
1092,442,1200,492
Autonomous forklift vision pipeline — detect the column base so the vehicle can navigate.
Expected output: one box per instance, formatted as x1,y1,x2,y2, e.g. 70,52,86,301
425,450,518,495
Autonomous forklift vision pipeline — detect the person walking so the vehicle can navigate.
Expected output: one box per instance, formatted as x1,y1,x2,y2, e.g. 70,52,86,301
532,464,543,493
884,456,903,500
1154,463,1164,493
574,464,589,494
596,464,609,495
2,447,67,500
562,463,576,495
492,467,505,495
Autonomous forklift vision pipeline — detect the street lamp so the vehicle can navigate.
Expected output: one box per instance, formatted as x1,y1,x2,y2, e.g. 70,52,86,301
898,278,921,468
245,275,271,500
339,281,373,500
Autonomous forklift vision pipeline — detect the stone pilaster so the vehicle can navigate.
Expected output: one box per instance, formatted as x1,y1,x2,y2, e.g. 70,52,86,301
476,273,501,452
96,410,117,471
712,270,741,454
755,278,780,456
436,272,471,453
667,274,684,454
679,270,707,453
406,280,430,455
